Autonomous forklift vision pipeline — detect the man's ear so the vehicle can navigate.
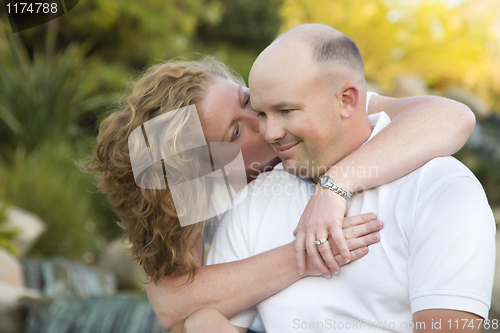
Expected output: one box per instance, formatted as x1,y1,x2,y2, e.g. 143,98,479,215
338,84,359,119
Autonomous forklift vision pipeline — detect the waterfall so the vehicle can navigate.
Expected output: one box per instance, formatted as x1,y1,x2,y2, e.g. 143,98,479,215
20,258,167,332
23,294,166,333
21,258,116,298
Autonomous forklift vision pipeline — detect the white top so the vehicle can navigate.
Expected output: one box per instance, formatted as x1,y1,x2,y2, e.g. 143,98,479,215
207,112,496,332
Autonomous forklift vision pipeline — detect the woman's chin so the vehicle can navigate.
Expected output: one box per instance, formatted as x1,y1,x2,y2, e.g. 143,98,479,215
268,156,282,167
245,157,281,182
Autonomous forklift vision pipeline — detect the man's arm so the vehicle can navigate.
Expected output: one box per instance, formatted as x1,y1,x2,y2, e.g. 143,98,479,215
414,309,482,332
408,164,496,328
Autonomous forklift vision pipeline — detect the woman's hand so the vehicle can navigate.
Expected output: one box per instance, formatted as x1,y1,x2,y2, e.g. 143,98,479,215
298,211,383,277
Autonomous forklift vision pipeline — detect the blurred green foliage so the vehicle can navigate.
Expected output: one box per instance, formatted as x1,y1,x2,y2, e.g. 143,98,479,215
454,146,500,207
18,0,224,69
0,140,121,259
198,0,282,50
191,0,282,83
0,21,124,259
0,201,20,256
0,27,117,164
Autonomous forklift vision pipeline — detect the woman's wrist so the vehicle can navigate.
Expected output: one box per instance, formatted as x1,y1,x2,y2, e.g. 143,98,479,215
323,164,356,194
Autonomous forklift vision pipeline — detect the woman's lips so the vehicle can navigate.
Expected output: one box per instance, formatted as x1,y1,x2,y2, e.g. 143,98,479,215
276,142,300,156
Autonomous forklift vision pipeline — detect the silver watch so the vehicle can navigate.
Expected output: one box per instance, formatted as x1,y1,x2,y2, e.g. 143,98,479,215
318,175,352,200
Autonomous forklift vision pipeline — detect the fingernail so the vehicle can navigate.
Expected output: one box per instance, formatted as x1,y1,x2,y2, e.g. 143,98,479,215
323,273,331,278
298,270,303,276
345,259,350,264
333,271,339,275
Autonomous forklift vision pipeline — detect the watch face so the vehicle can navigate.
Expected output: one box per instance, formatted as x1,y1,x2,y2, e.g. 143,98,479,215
320,176,330,187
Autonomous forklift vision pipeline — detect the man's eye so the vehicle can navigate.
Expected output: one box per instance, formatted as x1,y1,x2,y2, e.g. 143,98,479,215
282,109,292,114
258,112,266,117
231,125,240,142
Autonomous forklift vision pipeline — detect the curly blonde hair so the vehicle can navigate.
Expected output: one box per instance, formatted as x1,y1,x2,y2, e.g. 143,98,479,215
80,56,244,284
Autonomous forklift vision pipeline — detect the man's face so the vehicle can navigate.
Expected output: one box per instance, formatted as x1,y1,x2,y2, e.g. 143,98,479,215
249,42,344,179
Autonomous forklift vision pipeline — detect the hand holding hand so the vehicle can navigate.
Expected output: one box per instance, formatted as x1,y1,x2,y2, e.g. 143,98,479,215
295,205,382,277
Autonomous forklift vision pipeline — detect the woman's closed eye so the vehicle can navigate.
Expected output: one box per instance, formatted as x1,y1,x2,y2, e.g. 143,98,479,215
243,91,251,108
230,124,241,142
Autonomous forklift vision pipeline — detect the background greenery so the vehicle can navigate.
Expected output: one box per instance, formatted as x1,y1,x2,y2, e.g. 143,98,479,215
0,0,498,261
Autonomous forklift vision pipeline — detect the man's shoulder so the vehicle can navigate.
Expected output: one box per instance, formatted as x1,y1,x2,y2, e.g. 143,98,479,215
394,156,485,205
416,156,479,186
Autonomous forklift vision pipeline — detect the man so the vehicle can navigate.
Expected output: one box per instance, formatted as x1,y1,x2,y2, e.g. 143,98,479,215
207,23,496,332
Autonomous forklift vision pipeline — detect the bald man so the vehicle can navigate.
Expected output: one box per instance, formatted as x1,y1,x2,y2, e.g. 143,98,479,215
207,24,496,332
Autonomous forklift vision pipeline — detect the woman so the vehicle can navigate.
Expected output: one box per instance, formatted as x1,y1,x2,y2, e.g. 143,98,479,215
82,56,474,332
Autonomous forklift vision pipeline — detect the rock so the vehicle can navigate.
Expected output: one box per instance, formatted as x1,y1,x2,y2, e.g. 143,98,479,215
1,205,46,257
444,87,490,118
0,282,41,333
391,74,428,97
0,249,24,287
99,238,146,290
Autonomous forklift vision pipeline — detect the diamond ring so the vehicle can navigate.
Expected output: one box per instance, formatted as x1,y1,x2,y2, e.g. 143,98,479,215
315,238,328,245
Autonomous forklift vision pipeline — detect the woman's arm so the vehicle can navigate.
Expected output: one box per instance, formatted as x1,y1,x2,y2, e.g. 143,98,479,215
148,241,299,330
147,214,381,330
294,95,475,276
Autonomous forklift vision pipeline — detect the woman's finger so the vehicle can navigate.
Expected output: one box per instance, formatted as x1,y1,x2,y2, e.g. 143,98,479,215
317,240,337,274
329,225,351,265
306,230,332,277
294,230,307,276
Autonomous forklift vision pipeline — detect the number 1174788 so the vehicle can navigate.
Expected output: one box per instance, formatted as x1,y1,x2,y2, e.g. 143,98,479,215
6,2,58,14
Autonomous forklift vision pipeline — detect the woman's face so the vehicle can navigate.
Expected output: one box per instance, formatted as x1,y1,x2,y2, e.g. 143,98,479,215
197,78,278,177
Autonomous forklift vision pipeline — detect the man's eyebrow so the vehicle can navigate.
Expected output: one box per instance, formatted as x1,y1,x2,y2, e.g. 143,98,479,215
252,101,304,112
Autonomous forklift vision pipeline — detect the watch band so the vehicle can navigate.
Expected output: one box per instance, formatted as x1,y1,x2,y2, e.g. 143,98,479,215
318,175,352,200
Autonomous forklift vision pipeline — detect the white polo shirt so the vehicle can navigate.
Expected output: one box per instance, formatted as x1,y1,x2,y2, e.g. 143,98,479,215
207,112,496,332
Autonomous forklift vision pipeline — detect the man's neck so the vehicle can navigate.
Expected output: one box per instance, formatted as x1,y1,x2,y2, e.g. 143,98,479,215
312,116,374,184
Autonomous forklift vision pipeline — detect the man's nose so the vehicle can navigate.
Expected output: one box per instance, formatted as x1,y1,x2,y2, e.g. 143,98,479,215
263,116,285,143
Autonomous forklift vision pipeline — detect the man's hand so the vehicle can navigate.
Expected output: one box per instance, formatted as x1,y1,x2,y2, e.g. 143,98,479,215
297,212,383,277
294,185,358,277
